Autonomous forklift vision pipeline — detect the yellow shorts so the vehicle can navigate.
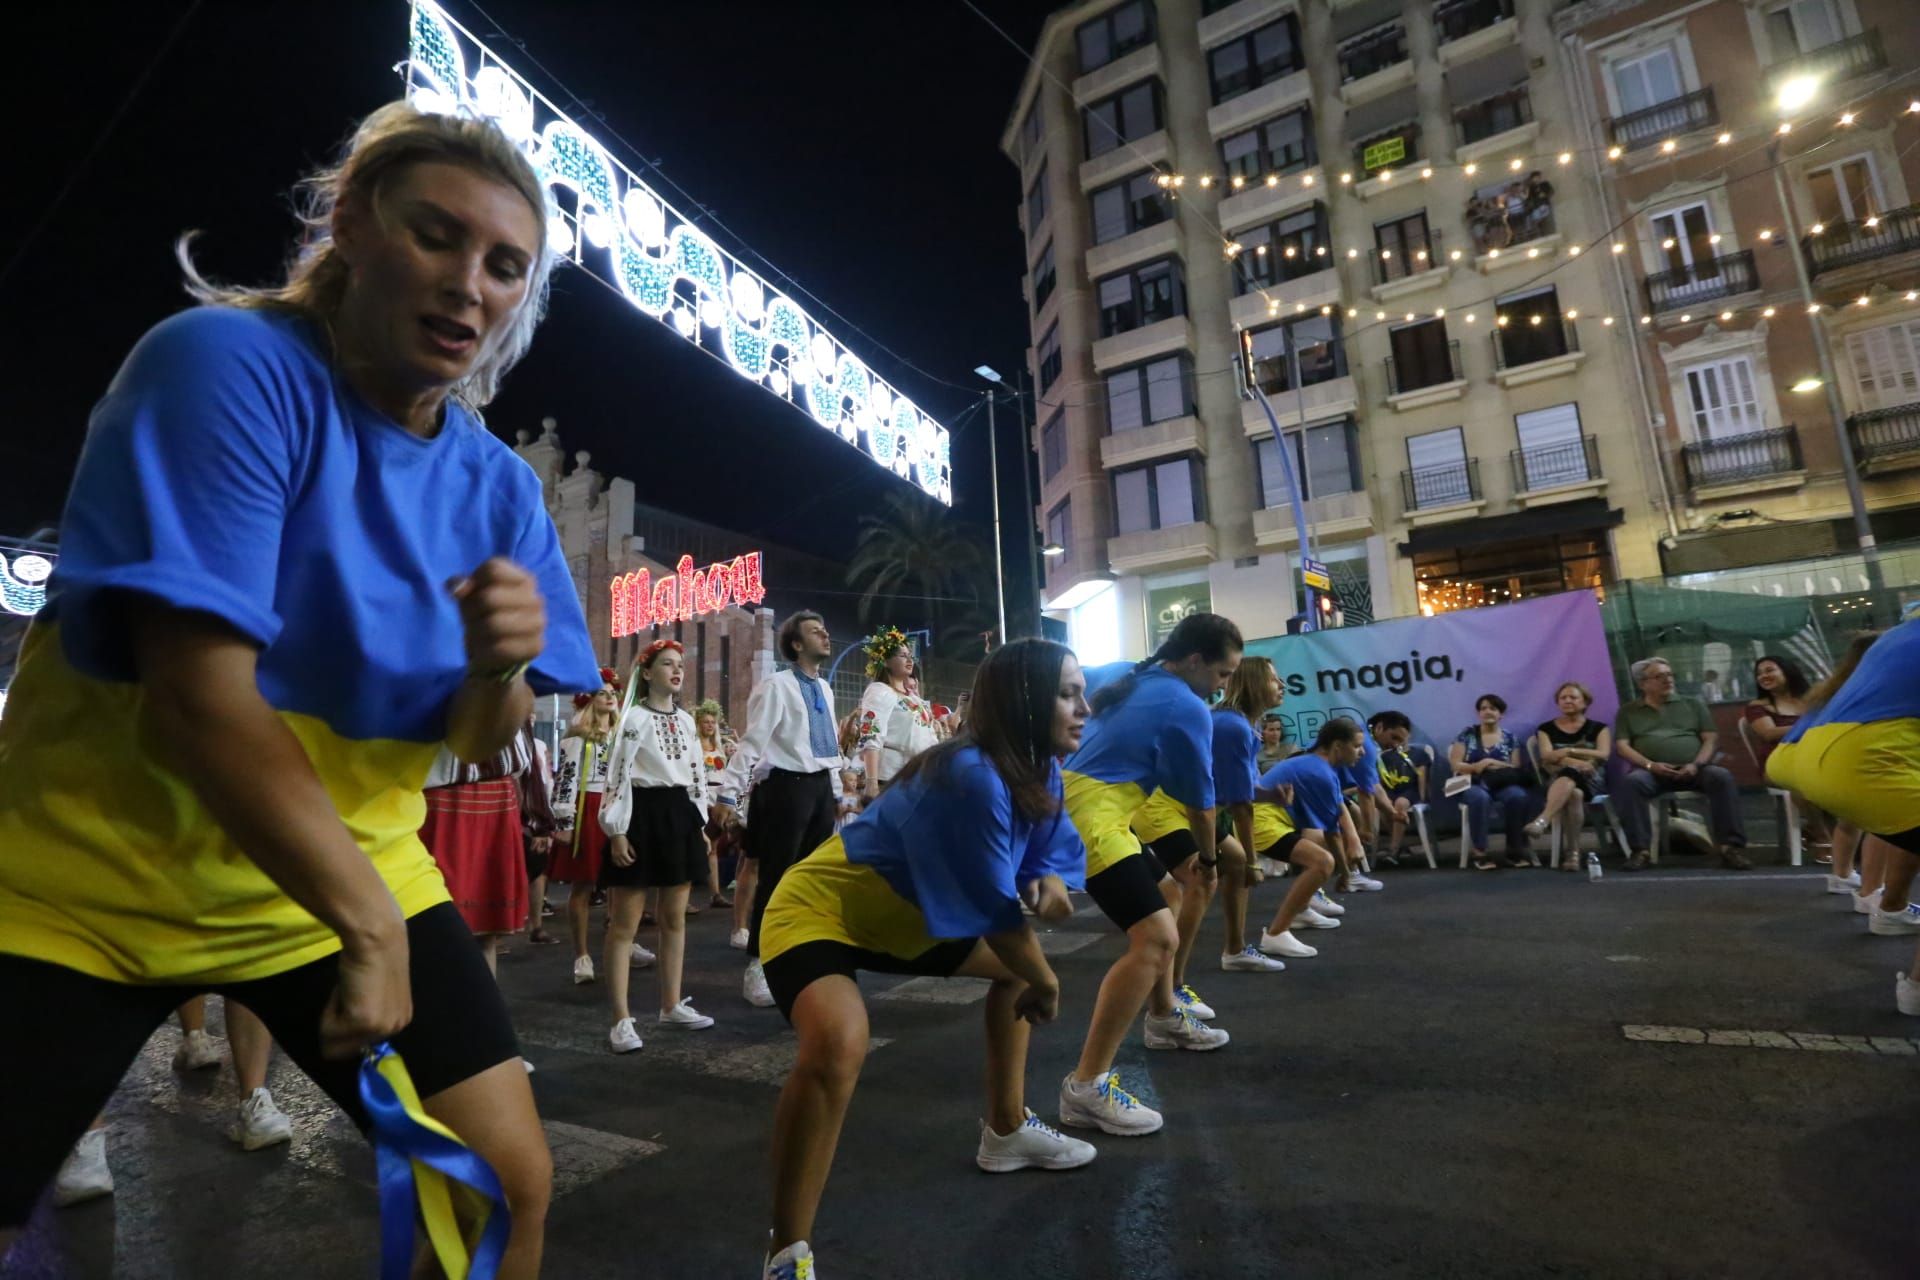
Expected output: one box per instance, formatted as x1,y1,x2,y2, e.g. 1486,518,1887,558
1063,772,1149,877
1249,801,1296,854
759,836,945,966
1767,718,1920,837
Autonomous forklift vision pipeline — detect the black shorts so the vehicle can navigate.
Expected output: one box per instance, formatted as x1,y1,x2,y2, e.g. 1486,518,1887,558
1383,786,1420,809
762,937,978,1021
0,901,519,1227
1085,854,1170,931
1142,827,1201,876
1258,830,1306,863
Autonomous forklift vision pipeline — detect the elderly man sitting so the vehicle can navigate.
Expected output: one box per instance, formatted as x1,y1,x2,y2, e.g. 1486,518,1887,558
1614,656,1751,872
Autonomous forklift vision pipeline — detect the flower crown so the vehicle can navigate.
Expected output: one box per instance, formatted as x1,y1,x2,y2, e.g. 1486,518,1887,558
639,638,684,668
862,626,912,680
572,666,622,709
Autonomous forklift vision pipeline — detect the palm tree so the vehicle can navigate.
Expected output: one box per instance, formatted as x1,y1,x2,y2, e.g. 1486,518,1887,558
845,492,992,655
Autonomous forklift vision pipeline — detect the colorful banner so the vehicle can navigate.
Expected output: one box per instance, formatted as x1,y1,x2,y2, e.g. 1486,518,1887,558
1245,591,1618,755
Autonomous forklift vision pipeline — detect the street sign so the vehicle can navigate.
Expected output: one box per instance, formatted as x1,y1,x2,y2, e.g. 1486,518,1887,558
1362,135,1406,172
1300,557,1331,592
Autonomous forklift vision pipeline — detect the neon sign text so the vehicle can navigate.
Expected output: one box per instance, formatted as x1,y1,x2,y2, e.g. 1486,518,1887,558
611,553,766,638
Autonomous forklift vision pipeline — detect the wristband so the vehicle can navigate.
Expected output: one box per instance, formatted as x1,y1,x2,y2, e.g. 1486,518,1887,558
470,659,532,685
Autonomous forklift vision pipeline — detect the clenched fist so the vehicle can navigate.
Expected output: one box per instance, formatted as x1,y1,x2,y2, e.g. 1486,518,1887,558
448,558,546,675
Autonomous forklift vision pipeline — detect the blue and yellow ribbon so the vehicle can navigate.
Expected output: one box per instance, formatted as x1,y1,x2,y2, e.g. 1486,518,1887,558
358,1043,512,1280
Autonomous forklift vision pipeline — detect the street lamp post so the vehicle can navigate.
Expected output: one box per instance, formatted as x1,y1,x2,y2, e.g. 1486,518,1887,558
1237,341,1321,629
975,365,1011,646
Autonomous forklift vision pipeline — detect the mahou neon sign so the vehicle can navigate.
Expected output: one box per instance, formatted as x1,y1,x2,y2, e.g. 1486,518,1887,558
610,553,766,638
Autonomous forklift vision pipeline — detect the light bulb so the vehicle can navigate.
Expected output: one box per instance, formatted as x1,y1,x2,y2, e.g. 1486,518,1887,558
1509,158,1524,171
1464,163,1478,175
1612,242,1625,253
1607,145,1623,159
1716,132,1731,144
1266,174,1278,187
1660,139,1677,153
1558,152,1572,165
1761,306,1776,317
1719,310,1732,320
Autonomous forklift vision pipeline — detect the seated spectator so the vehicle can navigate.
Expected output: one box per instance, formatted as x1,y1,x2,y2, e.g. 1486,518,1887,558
1368,711,1429,867
1525,682,1611,871
1614,657,1749,872
1744,655,1811,760
1449,694,1535,871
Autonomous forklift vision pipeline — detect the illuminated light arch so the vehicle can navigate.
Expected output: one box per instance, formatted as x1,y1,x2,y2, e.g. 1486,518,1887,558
405,2,953,504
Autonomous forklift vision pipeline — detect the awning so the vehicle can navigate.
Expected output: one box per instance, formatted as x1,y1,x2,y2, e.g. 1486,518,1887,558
1398,497,1623,556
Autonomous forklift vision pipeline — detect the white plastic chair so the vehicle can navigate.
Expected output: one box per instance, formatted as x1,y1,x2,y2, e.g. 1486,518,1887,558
1548,791,1632,864
1736,716,1805,866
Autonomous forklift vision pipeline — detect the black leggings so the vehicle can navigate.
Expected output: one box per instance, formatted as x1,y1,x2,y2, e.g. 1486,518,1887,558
0,902,518,1226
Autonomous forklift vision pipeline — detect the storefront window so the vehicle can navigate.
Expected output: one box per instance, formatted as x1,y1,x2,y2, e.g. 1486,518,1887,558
1414,531,1614,614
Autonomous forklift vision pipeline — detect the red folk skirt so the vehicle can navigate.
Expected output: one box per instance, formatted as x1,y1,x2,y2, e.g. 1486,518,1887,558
546,790,609,885
421,777,527,936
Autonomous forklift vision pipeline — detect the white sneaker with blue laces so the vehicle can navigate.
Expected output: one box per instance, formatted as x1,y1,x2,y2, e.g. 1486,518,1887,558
1058,1070,1164,1136
1144,1008,1231,1052
976,1108,1097,1172
1173,983,1216,1020
1869,902,1920,936
1220,944,1285,972
1312,890,1346,917
763,1239,815,1280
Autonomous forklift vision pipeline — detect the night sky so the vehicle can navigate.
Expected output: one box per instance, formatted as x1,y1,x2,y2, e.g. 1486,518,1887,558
3,0,1047,606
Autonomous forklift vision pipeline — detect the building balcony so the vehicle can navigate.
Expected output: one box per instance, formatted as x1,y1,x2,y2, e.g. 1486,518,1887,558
1510,437,1606,507
1352,125,1421,198
1384,342,1467,410
1644,249,1758,313
1372,228,1450,301
1491,317,1584,387
1434,0,1517,65
1804,205,1920,277
1100,415,1207,472
1108,521,1219,574
1086,219,1182,282
1470,205,1560,271
1767,29,1886,95
1240,376,1360,434
1848,403,1920,476
1078,129,1171,193
1219,165,1324,229
1092,315,1194,374
1681,426,1806,498
1229,267,1342,329
1207,67,1313,140
1071,44,1162,112
1250,490,1377,550
1338,23,1413,105
1402,459,1486,523
1453,86,1535,159
1605,87,1717,154
1197,0,1293,52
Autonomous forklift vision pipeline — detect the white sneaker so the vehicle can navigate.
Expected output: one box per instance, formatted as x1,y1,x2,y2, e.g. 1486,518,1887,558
231,1087,293,1151
1144,1009,1231,1052
763,1239,815,1280
1173,984,1216,1020
173,1029,222,1072
53,1129,112,1207
1827,873,1860,895
1854,886,1884,915
1311,890,1346,917
1294,906,1342,930
1259,928,1318,959
629,942,656,968
1258,856,1289,878
1347,873,1385,892
729,928,750,950
572,955,596,985
1057,1070,1164,1136
659,998,715,1029
1869,903,1920,936
1524,817,1551,838
1220,944,1285,973
976,1109,1097,1172
744,959,776,1008
1897,973,1920,1017
609,1016,644,1053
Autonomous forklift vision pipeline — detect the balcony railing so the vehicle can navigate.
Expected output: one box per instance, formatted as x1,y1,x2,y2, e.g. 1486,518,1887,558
1848,403,1920,463
1455,85,1533,148
1644,249,1758,312
1385,340,1462,396
1355,124,1421,176
1469,198,1555,254
1340,21,1408,84
1511,437,1601,492
1403,458,1481,512
1605,87,1717,153
1376,227,1443,284
1435,0,1514,46
1681,426,1803,490
1805,205,1920,276
1768,29,1886,91
1492,316,1579,371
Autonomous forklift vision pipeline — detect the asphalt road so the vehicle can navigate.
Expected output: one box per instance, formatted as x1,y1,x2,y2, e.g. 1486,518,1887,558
8,847,1919,1279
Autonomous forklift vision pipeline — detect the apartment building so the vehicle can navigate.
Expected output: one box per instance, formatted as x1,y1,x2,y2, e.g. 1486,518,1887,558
1001,0,1663,662
1555,0,1920,576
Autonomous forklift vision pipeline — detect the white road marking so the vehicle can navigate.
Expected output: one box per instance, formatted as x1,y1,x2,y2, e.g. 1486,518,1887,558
1623,1024,1918,1056
1605,874,1828,884
872,976,994,1004
1038,931,1105,956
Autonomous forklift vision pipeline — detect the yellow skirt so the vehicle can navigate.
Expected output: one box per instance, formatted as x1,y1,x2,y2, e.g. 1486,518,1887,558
759,836,945,965
1767,719,1920,837
1063,772,1149,876
1132,789,1294,854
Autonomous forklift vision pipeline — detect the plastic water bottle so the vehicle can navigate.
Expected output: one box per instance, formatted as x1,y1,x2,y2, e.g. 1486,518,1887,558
1587,851,1603,882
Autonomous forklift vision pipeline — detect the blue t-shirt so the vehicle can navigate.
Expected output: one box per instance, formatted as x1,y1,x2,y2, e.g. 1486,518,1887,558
1212,709,1261,806
843,747,1086,938
1788,619,1920,738
1066,662,1216,809
1260,753,1346,833
1337,733,1380,794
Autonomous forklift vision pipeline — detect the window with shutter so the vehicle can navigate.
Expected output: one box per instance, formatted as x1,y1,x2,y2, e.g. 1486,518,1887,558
1846,321,1920,411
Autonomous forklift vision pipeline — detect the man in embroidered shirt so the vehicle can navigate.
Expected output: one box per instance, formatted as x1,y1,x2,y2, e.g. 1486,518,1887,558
715,611,842,1008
